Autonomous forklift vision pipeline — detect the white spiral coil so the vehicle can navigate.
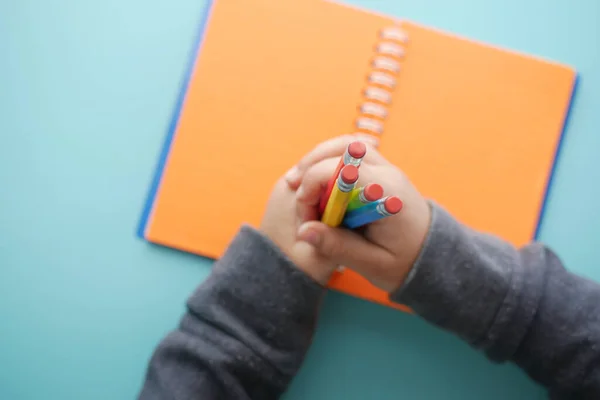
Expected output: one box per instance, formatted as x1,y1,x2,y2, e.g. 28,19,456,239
355,26,407,135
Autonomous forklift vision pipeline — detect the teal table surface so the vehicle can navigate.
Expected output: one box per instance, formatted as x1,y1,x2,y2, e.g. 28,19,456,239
1,0,599,399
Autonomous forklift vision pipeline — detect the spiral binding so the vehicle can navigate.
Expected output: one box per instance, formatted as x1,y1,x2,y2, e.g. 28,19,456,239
356,25,408,136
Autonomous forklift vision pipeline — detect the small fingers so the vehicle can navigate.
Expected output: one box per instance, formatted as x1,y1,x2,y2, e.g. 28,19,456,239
297,221,395,278
285,134,379,189
294,158,338,225
296,158,340,206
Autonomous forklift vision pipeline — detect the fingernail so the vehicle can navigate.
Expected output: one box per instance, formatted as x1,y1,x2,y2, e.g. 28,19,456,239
297,225,320,246
285,166,300,184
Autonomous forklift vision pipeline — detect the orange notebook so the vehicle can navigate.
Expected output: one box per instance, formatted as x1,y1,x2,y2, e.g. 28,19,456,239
139,0,577,310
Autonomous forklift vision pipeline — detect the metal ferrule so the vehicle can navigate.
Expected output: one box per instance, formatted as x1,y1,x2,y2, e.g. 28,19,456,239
337,174,355,192
357,188,368,203
376,200,393,217
343,151,363,166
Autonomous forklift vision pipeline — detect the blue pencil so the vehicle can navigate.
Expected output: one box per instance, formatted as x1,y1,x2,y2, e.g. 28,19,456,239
342,196,403,229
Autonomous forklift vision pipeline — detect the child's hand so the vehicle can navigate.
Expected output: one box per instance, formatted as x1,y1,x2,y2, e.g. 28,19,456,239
260,177,338,285
287,136,432,292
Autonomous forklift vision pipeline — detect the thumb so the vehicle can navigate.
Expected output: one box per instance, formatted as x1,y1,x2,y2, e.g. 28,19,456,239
296,221,393,275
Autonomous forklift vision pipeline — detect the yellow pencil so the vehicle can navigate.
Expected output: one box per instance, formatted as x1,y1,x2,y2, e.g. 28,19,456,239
321,165,359,227
346,183,384,211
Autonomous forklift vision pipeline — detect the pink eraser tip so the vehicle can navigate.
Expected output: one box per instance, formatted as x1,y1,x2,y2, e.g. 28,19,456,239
384,196,403,214
340,165,359,184
348,141,367,159
363,184,384,201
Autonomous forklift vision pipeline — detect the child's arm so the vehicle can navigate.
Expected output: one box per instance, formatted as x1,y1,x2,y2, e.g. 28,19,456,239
138,227,326,400
292,136,600,398
392,203,600,399
138,179,338,400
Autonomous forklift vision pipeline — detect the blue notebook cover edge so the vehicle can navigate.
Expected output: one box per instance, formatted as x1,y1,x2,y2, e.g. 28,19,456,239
136,0,215,239
533,72,580,240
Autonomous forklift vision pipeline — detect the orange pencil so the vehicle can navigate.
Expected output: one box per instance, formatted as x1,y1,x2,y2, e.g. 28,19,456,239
318,141,367,215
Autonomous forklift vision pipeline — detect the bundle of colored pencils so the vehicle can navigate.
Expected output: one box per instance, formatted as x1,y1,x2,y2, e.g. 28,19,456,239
319,141,403,228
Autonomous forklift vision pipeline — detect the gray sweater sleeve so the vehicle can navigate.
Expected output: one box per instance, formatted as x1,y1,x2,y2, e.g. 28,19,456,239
392,202,600,399
139,203,600,400
138,226,326,400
